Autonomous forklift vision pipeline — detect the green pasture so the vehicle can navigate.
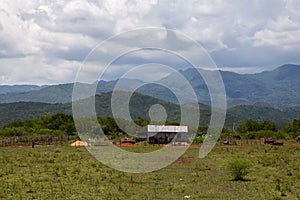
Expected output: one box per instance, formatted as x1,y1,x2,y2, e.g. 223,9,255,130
0,144,299,199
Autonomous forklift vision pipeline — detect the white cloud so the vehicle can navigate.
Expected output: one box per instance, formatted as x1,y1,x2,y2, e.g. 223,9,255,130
0,56,81,85
0,0,300,84
219,66,274,74
252,14,300,50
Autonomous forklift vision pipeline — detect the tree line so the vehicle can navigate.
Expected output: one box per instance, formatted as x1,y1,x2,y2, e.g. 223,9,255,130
0,113,299,142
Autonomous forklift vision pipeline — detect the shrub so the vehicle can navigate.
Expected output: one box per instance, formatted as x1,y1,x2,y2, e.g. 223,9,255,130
192,135,206,144
226,158,252,181
243,130,287,140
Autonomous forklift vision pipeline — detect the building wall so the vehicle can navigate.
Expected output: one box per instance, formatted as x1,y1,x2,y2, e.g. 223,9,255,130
148,132,188,144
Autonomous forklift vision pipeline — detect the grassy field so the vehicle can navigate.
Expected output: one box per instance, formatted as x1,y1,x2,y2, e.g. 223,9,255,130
0,144,300,200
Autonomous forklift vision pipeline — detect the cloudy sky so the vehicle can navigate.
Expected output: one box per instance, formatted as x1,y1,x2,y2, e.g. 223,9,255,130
1,0,300,85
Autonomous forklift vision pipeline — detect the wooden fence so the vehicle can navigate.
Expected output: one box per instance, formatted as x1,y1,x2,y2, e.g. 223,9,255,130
0,135,77,147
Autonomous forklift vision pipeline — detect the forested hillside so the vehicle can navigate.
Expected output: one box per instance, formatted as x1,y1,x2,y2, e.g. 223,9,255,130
0,91,299,129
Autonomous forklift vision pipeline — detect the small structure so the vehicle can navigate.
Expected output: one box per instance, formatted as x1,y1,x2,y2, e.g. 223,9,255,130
147,125,189,145
120,138,136,146
70,140,88,147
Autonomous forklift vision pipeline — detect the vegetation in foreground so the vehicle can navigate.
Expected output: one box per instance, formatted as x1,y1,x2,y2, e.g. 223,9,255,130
0,145,300,199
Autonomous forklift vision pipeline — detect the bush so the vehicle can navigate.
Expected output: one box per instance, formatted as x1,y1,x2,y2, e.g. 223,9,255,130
226,158,252,181
243,130,287,140
238,120,277,133
192,135,206,144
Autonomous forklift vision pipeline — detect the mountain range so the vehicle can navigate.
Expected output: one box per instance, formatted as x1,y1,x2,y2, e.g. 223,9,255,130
0,85,46,95
0,64,299,107
0,64,299,129
0,91,299,129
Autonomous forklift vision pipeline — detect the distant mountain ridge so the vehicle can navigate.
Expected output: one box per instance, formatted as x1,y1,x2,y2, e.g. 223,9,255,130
0,64,299,107
141,64,300,107
0,85,46,95
0,91,299,129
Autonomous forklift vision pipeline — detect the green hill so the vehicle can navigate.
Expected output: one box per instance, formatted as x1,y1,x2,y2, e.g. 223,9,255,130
0,92,183,127
227,104,300,128
0,102,71,127
0,91,299,130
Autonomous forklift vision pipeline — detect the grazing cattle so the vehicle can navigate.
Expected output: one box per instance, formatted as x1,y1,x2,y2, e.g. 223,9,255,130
296,136,300,143
273,141,284,146
224,138,237,145
264,137,275,145
264,137,284,146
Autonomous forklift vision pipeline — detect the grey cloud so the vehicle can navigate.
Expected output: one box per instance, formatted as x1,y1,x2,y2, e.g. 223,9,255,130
0,0,299,85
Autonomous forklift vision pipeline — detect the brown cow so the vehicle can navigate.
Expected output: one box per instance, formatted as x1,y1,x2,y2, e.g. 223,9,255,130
296,136,300,143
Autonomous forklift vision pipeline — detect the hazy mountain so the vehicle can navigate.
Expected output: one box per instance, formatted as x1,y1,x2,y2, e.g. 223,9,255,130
0,64,299,107
145,64,300,107
0,83,74,104
235,64,300,106
0,85,46,95
0,79,143,104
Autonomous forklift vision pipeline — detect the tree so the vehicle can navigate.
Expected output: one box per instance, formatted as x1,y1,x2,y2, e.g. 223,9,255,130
284,118,300,137
237,120,277,133
134,117,150,127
